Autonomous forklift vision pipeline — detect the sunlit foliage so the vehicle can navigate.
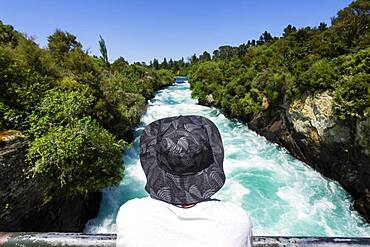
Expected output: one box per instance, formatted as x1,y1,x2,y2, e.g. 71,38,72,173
0,22,173,195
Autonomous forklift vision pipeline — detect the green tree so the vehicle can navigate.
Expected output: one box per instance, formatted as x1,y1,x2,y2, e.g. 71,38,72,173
332,0,370,48
168,58,174,69
0,20,17,47
191,53,198,64
318,22,328,31
99,34,109,66
199,51,211,61
62,47,101,92
111,56,129,72
213,46,238,60
0,36,55,129
152,58,159,69
257,31,274,45
299,59,337,92
48,30,81,61
283,24,297,37
161,57,168,69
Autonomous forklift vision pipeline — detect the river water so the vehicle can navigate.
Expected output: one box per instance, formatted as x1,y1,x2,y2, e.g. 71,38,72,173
85,83,370,236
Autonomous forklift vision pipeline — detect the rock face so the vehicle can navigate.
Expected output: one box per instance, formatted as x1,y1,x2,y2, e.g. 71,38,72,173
0,132,101,231
198,94,216,106
248,91,370,222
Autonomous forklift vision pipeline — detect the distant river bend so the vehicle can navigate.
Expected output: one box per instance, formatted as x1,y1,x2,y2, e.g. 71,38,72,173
85,83,370,236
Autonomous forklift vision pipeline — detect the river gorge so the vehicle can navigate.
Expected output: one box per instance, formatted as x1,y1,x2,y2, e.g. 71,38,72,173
85,83,370,237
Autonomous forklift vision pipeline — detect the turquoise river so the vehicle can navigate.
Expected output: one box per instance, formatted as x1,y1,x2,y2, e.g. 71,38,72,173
85,83,370,236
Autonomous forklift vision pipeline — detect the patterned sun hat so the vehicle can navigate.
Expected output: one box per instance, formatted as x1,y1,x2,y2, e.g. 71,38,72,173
140,115,225,205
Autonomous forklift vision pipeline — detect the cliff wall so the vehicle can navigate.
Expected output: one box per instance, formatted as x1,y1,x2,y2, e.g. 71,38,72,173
247,91,370,221
0,132,101,231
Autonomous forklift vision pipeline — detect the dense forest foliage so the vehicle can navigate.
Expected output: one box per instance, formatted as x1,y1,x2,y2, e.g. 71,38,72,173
0,24,173,195
168,0,369,124
149,56,191,76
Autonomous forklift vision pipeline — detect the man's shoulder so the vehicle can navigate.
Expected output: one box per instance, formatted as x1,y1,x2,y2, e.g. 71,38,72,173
209,201,252,227
116,198,156,227
118,197,154,212
210,200,249,214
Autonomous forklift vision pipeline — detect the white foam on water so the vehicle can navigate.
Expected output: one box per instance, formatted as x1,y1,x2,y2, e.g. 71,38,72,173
217,178,250,207
85,83,370,236
277,186,313,219
125,160,146,183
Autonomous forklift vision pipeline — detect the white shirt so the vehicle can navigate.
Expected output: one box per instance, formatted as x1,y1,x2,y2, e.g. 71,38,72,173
116,197,253,247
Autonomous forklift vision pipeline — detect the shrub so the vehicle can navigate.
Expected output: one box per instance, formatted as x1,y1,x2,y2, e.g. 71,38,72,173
28,89,95,138
299,59,337,92
334,72,370,121
333,48,370,121
27,117,125,195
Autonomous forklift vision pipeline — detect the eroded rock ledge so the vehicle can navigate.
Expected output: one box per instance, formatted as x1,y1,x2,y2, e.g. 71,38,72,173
247,91,370,222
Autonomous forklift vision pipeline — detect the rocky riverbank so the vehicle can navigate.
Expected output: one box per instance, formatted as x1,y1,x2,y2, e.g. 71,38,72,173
245,91,370,222
0,131,101,231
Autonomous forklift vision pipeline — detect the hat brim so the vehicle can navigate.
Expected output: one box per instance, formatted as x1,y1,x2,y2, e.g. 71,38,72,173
140,115,225,205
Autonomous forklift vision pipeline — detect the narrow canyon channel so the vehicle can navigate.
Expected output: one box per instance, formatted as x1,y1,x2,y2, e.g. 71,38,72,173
85,82,370,236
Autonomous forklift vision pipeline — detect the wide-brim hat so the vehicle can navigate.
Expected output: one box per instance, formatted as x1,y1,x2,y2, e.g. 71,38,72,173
140,115,225,205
